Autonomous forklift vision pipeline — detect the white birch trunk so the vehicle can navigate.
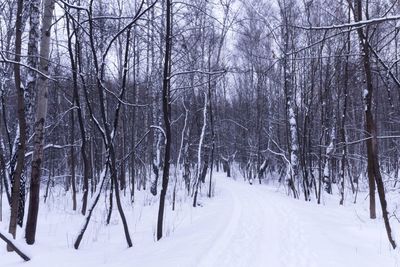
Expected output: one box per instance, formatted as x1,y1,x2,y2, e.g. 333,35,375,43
25,0,55,244
288,105,299,197
193,93,208,206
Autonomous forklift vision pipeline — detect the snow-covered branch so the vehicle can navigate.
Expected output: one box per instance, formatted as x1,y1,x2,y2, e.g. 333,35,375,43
295,15,400,30
0,230,31,261
168,69,226,80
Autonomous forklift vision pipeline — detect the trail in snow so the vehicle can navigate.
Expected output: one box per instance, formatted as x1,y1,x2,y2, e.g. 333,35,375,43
196,179,317,267
2,173,400,267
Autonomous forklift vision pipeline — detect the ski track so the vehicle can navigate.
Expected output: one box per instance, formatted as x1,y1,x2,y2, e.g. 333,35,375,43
196,183,243,267
197,178,318,267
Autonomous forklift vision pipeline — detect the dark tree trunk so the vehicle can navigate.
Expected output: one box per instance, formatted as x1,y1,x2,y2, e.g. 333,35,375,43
353,0,396,249
65,5,90,216
340,19,351,205
8,0,26,251
157,0,172,241
70,102,77,211
74,166,108,249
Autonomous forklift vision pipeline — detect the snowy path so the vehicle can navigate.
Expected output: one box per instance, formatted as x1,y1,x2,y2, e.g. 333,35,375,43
195,178,317,267
138,176,399,267
2,174,400,267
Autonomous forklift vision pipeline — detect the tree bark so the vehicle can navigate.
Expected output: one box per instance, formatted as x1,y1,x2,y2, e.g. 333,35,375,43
280,1,299,198
25,0,55,245
157,0,172,241
352,0,396,249
65,8,90,215
8,0,26,251
193,93,208,207
70,101,77,211
74,166,108,249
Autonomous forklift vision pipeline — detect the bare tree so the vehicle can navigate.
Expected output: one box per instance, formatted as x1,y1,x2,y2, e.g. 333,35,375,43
350,0,396,249
8,0,26,251
157,0,172,241
25,0,56,245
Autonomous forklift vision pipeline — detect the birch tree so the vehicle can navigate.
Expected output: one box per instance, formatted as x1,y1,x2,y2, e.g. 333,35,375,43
25,0,56,245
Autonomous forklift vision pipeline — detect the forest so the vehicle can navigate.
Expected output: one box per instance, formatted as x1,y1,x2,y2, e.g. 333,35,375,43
2,0,400,266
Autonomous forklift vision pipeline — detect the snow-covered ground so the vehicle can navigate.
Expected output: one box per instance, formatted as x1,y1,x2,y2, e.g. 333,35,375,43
2,173,400,267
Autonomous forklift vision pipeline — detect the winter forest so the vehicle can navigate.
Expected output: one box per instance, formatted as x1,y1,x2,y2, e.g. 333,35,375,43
2,0,400,266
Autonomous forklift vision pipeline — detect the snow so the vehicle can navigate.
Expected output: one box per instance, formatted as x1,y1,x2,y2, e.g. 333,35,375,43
2,173,400,267
326,140,334,155
0,228,32,260
363,89,369,99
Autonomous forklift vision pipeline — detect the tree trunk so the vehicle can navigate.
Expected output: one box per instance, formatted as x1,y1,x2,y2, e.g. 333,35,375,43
65,9,90,215
74,166,108,249
340,22,351,205
280,2,299,198
70,103,77,211
193,93,208,207
353,0,396,249
8,0,26,251
157,0,172,241
25,0,55,245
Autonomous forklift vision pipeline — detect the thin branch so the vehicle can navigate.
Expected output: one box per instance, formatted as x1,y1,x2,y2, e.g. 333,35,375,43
0,51,54,81
295,15,400,30
168,69,226,80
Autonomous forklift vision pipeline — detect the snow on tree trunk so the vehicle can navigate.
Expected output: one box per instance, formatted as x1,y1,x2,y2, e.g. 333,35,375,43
193,93,208,207
17,0,42,225
323,126,336,194
150,137,161,196
26,0,40,131
8,0,26,251
288,106,299,198
25,0,55,245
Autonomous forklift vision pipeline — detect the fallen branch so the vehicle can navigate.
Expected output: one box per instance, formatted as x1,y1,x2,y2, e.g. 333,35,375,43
0,230,31,261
